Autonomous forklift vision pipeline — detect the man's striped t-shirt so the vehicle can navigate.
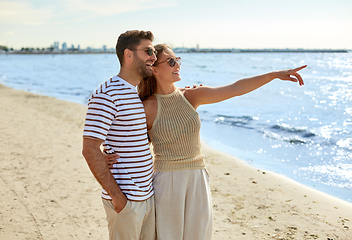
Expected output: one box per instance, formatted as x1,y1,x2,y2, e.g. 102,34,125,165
83,76,154,201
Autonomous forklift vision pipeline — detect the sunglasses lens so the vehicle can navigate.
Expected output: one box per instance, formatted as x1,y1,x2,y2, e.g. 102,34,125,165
147,48,153,56
167,57,181,67
177,57,181,66
146,48,157,56
168,58,176,67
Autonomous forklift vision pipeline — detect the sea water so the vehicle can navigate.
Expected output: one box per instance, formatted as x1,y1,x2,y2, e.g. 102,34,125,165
1,52,351,202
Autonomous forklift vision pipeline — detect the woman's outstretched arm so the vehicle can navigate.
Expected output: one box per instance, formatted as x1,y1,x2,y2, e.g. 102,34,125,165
186,65,306,108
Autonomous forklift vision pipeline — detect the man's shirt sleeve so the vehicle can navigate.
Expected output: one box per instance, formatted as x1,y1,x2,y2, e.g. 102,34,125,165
83,91,118,141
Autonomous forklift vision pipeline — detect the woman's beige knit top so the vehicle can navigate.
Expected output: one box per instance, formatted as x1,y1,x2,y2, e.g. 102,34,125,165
148,88,205,172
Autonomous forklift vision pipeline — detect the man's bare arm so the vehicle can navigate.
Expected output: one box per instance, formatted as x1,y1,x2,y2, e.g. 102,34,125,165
82,137,127,212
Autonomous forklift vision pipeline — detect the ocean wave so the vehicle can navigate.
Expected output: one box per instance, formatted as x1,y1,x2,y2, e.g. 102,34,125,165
213,115,255,129
271,123,317,137
210,114,352,152
260,130,307,145
196,65,207,68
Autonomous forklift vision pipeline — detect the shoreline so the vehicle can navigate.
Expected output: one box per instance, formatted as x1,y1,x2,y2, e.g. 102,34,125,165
0,84,351,239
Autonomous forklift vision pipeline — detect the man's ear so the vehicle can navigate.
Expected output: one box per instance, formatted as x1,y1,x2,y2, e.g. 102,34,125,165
124,49,133,62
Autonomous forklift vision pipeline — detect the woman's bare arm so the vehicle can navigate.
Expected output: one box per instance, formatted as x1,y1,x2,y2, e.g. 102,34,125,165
185,65,306,108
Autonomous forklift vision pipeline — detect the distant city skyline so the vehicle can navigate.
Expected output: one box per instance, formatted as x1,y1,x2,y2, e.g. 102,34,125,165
1,0,352,50
3,40,348,55
3,40,351,51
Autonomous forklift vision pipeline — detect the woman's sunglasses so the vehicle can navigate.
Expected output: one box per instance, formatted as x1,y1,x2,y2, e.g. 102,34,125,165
132,47,157,56
155,57,181,67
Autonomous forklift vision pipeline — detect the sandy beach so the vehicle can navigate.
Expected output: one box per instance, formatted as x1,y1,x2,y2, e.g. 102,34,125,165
0,84,351,240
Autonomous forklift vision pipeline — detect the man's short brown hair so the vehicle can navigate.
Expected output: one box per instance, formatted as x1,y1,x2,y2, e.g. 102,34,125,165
116,30,154,66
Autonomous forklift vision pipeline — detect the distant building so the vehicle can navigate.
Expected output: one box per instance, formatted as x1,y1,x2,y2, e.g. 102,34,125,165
67,44,79,52
53,42,59,51
103,45,107,52
62,42,67,51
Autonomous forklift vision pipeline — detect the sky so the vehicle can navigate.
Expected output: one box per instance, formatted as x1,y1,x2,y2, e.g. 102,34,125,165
1,0,352,50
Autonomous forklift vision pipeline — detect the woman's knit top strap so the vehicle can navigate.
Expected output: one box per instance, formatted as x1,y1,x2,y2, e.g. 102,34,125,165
148,88,205,172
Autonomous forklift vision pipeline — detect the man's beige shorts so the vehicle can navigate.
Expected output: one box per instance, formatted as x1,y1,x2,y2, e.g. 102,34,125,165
102,196,155,240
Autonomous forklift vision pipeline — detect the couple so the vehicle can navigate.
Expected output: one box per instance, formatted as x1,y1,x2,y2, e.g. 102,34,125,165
82,30,306,240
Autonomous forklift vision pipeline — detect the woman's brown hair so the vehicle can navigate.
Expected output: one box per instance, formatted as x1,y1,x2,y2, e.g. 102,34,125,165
138,44,170,101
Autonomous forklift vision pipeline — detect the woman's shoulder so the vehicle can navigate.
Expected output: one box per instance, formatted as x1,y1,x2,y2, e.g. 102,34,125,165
180,85,206,109
179,87,195,96
180,86,201,98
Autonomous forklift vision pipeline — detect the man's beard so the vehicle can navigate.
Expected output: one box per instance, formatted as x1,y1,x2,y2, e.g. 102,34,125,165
133,53,153,78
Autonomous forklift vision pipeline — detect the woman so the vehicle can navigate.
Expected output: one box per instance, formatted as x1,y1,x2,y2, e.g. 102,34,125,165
107,44,306,240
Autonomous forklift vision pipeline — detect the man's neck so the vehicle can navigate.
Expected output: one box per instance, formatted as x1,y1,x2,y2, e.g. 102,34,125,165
117,69,142,87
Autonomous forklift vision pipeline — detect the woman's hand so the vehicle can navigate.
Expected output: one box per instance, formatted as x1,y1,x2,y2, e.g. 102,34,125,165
274,65,307,86
103,152,120,168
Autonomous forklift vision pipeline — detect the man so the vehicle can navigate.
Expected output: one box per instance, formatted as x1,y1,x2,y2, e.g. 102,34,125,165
82,30,157,240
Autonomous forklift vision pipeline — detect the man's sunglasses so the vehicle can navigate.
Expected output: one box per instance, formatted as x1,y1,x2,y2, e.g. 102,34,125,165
132,47,157,56
155,57,181,67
